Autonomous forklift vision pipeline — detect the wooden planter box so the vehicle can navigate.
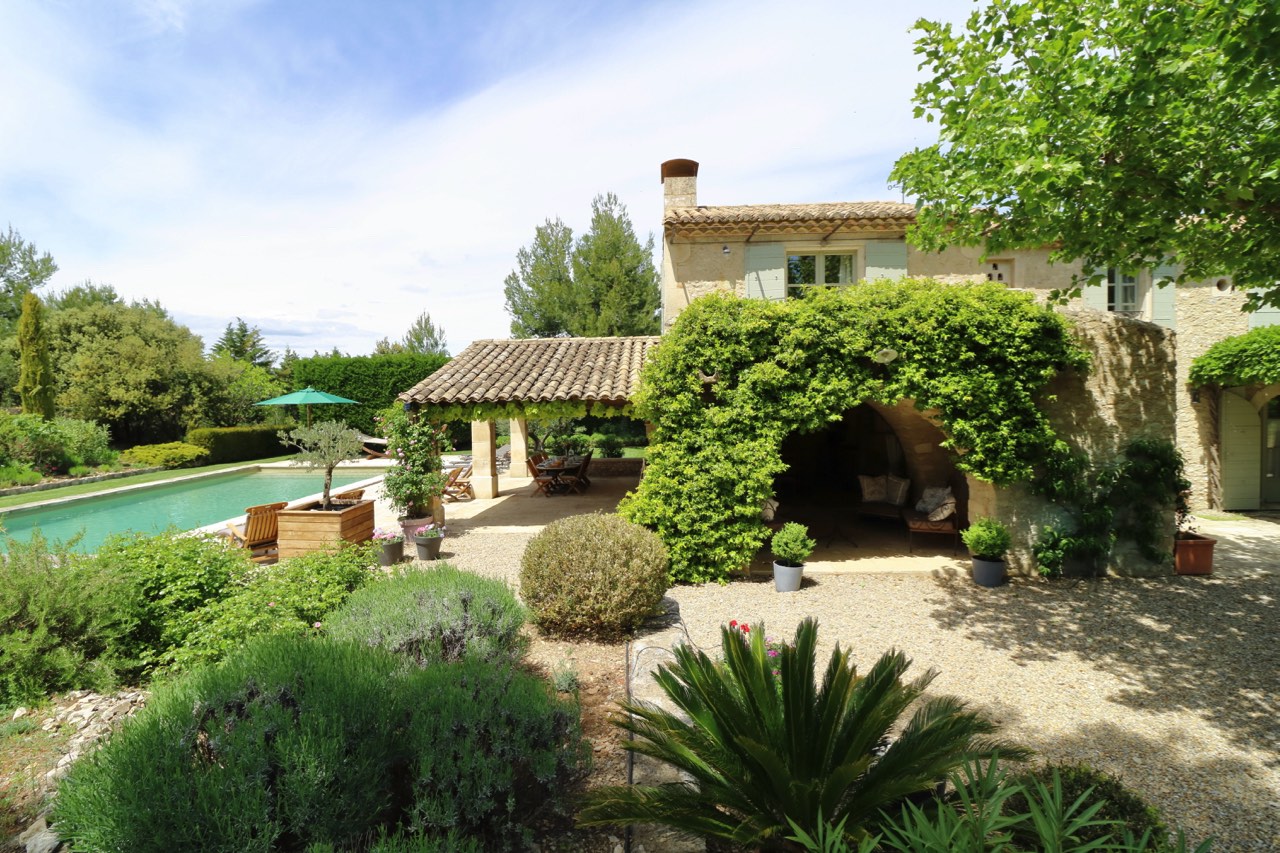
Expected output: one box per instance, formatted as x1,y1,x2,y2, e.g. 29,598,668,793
1174,532,1216,576
277,499,375,559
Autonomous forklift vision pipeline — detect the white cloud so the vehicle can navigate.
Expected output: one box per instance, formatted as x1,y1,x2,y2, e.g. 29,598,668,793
2,0,962,357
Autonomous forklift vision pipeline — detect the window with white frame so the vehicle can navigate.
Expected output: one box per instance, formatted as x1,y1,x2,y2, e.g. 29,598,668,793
786,251,858,297
1107,268,1141,315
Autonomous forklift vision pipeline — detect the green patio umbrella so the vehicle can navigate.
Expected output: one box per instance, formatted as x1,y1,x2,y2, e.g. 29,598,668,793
255,387,358,427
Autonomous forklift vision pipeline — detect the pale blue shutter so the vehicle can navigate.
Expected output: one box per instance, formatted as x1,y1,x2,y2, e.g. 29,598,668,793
864,241,908,280
1081,268,1108,311
1248,289,1280,328
1150,262,1178,329
744,243,786,300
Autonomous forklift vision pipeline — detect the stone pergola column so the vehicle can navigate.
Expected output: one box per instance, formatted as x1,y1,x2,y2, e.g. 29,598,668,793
509,417,529,478
471,419,499,499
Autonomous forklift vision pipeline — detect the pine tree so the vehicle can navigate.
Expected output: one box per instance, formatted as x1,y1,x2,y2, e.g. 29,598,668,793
402,311,447,355
212,317,275,368
17,292,56,418
503,196,658,338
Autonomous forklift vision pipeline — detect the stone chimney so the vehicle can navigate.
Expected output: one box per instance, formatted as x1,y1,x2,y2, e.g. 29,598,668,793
661,159,698,209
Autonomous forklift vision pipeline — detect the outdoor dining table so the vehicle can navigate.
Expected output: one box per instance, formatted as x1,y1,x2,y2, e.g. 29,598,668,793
536,456,582,495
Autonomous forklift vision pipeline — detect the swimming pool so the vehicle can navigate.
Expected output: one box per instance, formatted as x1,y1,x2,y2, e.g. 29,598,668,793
0,467,379,553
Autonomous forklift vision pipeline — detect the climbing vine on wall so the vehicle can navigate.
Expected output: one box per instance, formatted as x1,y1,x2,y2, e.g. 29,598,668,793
619,281,1090,583
1188,325,1280,388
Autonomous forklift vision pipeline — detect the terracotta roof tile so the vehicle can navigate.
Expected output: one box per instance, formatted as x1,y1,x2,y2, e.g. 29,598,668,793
400,336,661,407
664,202,916,237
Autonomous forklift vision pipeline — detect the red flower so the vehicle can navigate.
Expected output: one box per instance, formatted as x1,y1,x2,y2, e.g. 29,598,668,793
740,624,750,633
729,620,738,629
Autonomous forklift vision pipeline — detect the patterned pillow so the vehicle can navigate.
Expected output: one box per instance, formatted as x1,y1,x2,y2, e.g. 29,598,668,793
858,474,888,503
915,486,953,513
885,475,911,507
928,498,957,522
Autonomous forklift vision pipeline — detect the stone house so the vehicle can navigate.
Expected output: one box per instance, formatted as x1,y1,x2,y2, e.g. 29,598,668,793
658,158,1280,537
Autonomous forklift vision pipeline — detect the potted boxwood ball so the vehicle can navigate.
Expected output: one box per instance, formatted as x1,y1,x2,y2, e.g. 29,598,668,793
770,522,815,592
961,517,1011,587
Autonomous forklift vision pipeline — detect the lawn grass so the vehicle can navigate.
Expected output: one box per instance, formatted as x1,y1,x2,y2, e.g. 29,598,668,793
0,456,297,511
620,445,649,459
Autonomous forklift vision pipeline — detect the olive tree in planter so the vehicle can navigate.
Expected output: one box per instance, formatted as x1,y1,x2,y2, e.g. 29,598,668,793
276,421,372,558
770,522,815,593
961,518,1011,588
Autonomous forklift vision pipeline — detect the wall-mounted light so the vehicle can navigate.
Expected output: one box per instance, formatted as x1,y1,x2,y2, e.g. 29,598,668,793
873,348,899,364
722,245,730,256
1191,389,1201,404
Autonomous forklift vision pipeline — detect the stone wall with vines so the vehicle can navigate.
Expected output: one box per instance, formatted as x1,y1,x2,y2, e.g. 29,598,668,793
620,280,1093,583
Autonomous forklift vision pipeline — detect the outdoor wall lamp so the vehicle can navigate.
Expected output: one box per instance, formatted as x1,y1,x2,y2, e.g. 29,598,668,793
873,348,899,364
1191,389,1201,403
722,245,730,255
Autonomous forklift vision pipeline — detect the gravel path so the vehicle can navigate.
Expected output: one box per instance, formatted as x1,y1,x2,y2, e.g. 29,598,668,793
398,477,1280,852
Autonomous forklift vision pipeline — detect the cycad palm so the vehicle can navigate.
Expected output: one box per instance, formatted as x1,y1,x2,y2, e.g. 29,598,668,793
579,618,1027,849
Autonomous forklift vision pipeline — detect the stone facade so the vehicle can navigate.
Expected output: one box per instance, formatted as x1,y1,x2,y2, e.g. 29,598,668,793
658,159,1216,575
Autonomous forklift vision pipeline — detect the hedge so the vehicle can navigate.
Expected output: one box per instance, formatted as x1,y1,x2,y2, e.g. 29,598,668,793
186,425,293,464
291,353,450,434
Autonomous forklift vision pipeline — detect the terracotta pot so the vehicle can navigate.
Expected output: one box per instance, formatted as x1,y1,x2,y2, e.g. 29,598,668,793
1174,532,1216,576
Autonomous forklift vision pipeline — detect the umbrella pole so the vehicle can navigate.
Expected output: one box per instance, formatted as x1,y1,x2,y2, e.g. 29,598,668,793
305,404,312,428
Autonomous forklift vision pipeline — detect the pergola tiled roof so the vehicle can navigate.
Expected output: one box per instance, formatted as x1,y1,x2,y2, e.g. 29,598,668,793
399,336,661,408
664,201,917,238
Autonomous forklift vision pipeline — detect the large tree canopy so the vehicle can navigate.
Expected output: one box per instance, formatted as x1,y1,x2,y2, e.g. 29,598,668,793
504,193,659,337
891,0,1280,306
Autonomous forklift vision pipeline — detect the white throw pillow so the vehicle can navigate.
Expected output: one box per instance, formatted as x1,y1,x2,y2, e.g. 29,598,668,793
859,474,888,503
915,485,953,513
928,498,957,521
885,475,910,507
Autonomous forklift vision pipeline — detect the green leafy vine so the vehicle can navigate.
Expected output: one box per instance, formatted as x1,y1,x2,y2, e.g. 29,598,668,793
620,281,1090,583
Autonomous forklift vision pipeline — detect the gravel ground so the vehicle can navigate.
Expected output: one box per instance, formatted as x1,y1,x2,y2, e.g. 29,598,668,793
397,477,1280,852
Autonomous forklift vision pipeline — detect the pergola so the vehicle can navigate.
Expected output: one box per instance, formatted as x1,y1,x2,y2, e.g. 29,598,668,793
398,336,660,497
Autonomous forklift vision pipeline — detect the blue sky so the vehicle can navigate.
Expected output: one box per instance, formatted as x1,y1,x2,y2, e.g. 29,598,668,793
2,0,968,357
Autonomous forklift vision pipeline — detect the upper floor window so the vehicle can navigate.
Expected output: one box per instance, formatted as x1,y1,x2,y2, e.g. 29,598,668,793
787,252,857,297
1107,268,1141,315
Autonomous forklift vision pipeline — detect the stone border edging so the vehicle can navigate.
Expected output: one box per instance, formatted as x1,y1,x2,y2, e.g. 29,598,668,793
0,467,164,498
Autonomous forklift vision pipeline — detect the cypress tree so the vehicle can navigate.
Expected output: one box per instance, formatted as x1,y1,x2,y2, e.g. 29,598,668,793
17,291,56,418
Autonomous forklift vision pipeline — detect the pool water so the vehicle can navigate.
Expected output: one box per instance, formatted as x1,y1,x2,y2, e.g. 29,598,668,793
0,468,376,553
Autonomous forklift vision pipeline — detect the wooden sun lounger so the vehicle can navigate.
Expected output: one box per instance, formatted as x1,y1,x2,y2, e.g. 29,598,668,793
227,501,288,564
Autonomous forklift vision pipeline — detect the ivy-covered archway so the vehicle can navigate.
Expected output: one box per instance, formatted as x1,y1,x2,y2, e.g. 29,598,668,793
619,280,1089,583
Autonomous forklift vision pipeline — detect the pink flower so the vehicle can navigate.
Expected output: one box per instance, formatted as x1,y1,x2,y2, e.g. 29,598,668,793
267,602,276,607
313,621,322,628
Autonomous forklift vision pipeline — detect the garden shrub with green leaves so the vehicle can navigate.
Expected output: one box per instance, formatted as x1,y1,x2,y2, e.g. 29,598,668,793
0,462,41,487
326,564,528,666
54,635,587,852
171,541,380,669
0,533,134,704
1005,761,1172,850
580,618,1026,848
520,512,669,639
0,414,116,475
621,282,1089,582
186,424,292,463
120,441,209,468
90,531,253,675
1188,324,1280,388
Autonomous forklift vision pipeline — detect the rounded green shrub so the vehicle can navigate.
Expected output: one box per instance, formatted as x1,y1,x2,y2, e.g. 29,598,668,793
54,635,586,853
120,441,209,468
961,517,1012,561
54,636,408,853
1009,762,1169,848
520,512,669,638
326,565,527,666
770,522,815,566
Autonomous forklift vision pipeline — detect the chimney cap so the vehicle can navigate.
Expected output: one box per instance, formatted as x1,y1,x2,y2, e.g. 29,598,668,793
661,159,699,182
